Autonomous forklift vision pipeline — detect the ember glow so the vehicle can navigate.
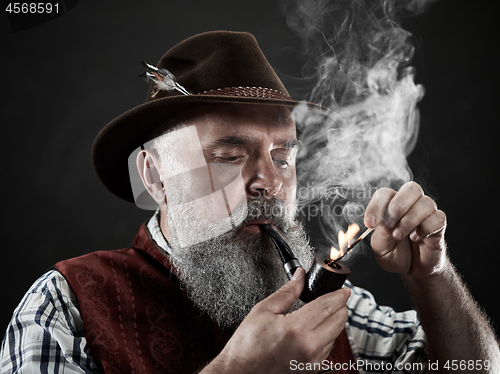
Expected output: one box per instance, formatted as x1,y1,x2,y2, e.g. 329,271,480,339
330,223,360,261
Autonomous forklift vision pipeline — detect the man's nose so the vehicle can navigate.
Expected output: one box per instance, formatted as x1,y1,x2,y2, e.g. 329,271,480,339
247,155,282,197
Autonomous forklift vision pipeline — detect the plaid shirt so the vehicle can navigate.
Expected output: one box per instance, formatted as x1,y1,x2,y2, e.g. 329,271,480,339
1,214,427,373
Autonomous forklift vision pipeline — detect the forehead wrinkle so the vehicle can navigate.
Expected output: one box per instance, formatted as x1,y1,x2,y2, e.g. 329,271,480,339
206,136,298,151
206,135,259,150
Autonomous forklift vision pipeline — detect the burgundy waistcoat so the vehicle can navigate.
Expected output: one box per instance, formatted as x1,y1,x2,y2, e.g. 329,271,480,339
55,225,358,373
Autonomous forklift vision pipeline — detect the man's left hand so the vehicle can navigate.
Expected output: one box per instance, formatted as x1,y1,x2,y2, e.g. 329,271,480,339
364,181,448,280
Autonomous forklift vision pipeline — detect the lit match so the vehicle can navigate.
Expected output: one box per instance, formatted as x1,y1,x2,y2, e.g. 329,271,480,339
329,226,374,265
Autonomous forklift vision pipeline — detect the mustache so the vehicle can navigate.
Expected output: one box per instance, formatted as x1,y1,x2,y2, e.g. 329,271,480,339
239,195,293,232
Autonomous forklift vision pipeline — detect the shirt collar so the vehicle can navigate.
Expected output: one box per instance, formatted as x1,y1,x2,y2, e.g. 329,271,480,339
146,209,172,255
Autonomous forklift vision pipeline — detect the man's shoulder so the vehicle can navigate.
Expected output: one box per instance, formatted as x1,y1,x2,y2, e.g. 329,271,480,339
55,223,164,271
24,269,76,303
1,270,99,372
8,269,85,336
54,246,140,271
58,246,136,261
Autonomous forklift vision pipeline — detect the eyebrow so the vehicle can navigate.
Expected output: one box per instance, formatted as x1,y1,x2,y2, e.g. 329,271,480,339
278,139,299,149
206,136,298,150
206,136,257,150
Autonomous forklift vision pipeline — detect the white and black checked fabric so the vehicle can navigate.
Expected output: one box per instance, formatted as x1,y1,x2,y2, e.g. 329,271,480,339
0,270,99,373
344,281,428,372
1,213,427,373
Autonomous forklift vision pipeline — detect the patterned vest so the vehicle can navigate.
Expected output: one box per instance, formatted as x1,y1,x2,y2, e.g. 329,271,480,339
55,225,358,373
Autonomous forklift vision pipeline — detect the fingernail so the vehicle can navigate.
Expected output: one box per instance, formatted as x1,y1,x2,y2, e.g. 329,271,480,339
292,267,304,280
393,228,403,240
344,287,351,299
365,214,376,227
410,230,419,241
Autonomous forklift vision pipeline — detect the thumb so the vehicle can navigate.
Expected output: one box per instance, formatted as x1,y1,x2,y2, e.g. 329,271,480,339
257,267,305,314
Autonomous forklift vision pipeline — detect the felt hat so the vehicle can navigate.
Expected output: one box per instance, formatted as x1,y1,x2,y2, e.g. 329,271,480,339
92,30,308,202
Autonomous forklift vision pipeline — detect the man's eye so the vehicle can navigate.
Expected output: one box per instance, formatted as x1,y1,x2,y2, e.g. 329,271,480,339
273,158,289,169
215,156,243,163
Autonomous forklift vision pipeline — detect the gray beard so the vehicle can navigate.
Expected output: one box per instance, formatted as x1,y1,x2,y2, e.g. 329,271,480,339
168,196,314,332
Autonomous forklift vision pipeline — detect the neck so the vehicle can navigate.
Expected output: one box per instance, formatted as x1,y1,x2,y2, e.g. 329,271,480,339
159,206,173,244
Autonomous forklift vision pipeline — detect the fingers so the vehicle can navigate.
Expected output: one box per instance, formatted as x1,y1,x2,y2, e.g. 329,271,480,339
297,288,351,330
312,304,349,345
410,209,447,242
364,187,397,228
255,268,351,331
238,282,350,369
256,271,350,334
365,182,443,241
255,267,305,314
288,302,349,365
392,194,436,240
309,289,350,339
365,182,423,228
385,182,425,229
285,288,350,362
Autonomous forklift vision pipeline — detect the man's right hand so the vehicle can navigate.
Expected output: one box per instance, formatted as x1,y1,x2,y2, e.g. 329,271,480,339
201,267,350,374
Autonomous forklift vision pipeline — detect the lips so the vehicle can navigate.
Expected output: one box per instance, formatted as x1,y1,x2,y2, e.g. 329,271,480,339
242,220,276,234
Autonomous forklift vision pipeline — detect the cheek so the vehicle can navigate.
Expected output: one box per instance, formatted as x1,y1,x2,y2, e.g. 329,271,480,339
279,168,297,213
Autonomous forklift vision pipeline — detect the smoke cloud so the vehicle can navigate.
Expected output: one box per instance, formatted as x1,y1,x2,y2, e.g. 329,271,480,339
282,0,425,253
401,0,440,14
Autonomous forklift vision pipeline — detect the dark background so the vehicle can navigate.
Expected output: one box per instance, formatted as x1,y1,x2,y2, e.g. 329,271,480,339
1,0,499,340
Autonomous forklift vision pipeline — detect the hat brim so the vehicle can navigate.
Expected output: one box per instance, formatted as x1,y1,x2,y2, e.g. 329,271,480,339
92,93,310,203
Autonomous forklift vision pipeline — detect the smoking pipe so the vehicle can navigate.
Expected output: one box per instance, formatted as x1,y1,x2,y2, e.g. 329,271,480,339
259,224,350,303
258,224,302,279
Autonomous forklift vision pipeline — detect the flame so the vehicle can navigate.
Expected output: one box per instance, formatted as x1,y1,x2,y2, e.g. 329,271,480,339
330,246,343,260
330,223,360,260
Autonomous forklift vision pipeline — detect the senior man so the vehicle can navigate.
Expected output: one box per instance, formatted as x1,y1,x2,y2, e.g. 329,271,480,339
1,31,499,374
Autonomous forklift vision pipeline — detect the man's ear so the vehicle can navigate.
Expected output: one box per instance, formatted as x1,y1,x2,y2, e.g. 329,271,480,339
136,150,166,206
